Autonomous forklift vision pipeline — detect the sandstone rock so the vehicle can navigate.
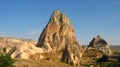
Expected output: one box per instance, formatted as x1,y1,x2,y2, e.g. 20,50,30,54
37,10,83,52
0,37,44,60
0,37,36,49
61,43,81,65
10,41,44,59
88,35,112,55
36,10,83,65
0,37,36,55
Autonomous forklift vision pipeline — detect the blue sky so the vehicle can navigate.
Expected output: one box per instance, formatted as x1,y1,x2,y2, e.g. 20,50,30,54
0,0,120,45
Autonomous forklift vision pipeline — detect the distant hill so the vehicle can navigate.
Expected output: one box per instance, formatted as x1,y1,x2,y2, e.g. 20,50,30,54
83,45,120,50
0,37,36,48
110,45,120,50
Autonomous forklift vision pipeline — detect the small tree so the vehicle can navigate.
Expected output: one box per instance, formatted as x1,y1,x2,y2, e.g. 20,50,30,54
0,54,15,67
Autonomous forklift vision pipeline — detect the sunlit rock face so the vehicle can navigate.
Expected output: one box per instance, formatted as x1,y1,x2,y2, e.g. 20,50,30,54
0,37,44,60
0,37,36,48
88,35,112,55
10,41,44,59
36,10,83,65
0,37,36,54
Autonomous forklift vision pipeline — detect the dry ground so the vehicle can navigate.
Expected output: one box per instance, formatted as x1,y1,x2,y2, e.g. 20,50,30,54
14,49,120,67
0,48,119,67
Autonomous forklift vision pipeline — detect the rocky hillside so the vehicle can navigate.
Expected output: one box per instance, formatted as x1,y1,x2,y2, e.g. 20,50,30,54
0,37,44,59
0,37,36,48
0,10,115,66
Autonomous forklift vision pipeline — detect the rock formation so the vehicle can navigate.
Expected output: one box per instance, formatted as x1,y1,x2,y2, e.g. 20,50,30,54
0,37,44,59
36,10,83,65
0,37,36,53
88,35,112,55
61,43,80,65
10,41,44,59
0,37,36,48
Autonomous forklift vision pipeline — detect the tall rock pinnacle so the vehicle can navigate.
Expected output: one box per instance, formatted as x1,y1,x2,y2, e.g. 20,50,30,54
36,10,83,65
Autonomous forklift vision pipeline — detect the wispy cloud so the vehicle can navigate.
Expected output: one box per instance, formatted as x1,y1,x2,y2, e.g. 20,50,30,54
26,29,40,35
0,31,5,35
0,31,7,37
24,29,41,41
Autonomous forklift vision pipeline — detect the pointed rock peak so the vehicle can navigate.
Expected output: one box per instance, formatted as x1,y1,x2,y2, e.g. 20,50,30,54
96,35,102,39
37,10,83,65
54,10,60,14
97,35,100,37
51,10,60,17
49,10,71,26
61,13,66,18
50,10,60,20
60,13,69,23
37,10,83,53
88,35,112,55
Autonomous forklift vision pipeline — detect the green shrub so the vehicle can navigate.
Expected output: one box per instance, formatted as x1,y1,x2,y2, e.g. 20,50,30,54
0,54,15,67
97,55,108,63
118,57,120,63
100,64,106,67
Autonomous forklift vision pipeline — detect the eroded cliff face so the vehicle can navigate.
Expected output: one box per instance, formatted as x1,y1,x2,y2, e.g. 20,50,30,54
88,35,112,55
37,10,83,65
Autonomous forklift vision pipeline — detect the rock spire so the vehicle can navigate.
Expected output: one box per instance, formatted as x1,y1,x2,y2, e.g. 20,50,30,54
36,10,83,65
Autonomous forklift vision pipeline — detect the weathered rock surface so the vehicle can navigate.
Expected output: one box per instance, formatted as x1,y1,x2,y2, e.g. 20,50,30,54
11,41,44,59
61,43,80,65
0,37,36,48
0,37,36,53
88,35,112,55
0,37,44,59
36,10,83,65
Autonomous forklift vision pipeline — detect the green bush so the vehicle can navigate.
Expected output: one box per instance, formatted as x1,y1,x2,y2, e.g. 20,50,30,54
97,55,108,63
0,54,15,67
118,57,120,63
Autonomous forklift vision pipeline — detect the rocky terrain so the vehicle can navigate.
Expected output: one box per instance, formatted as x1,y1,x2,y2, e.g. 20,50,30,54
0,37,44,59
0,37,36,48
0,10,120,67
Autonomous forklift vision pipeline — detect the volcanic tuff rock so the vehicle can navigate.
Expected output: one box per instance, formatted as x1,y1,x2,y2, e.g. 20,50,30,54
0,37,36,46
61,43,80,65
0,37,44,59
10,41,44,59
37,10,83,65
0,37,36,53
88,35,112,55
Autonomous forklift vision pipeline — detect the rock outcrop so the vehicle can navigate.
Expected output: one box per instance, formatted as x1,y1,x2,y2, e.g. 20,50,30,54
36,10,83,65
0,37,36,48
61,43,80,65
10,41,44,59
0,37,36,53
88,35,112,55
0,37,44,59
